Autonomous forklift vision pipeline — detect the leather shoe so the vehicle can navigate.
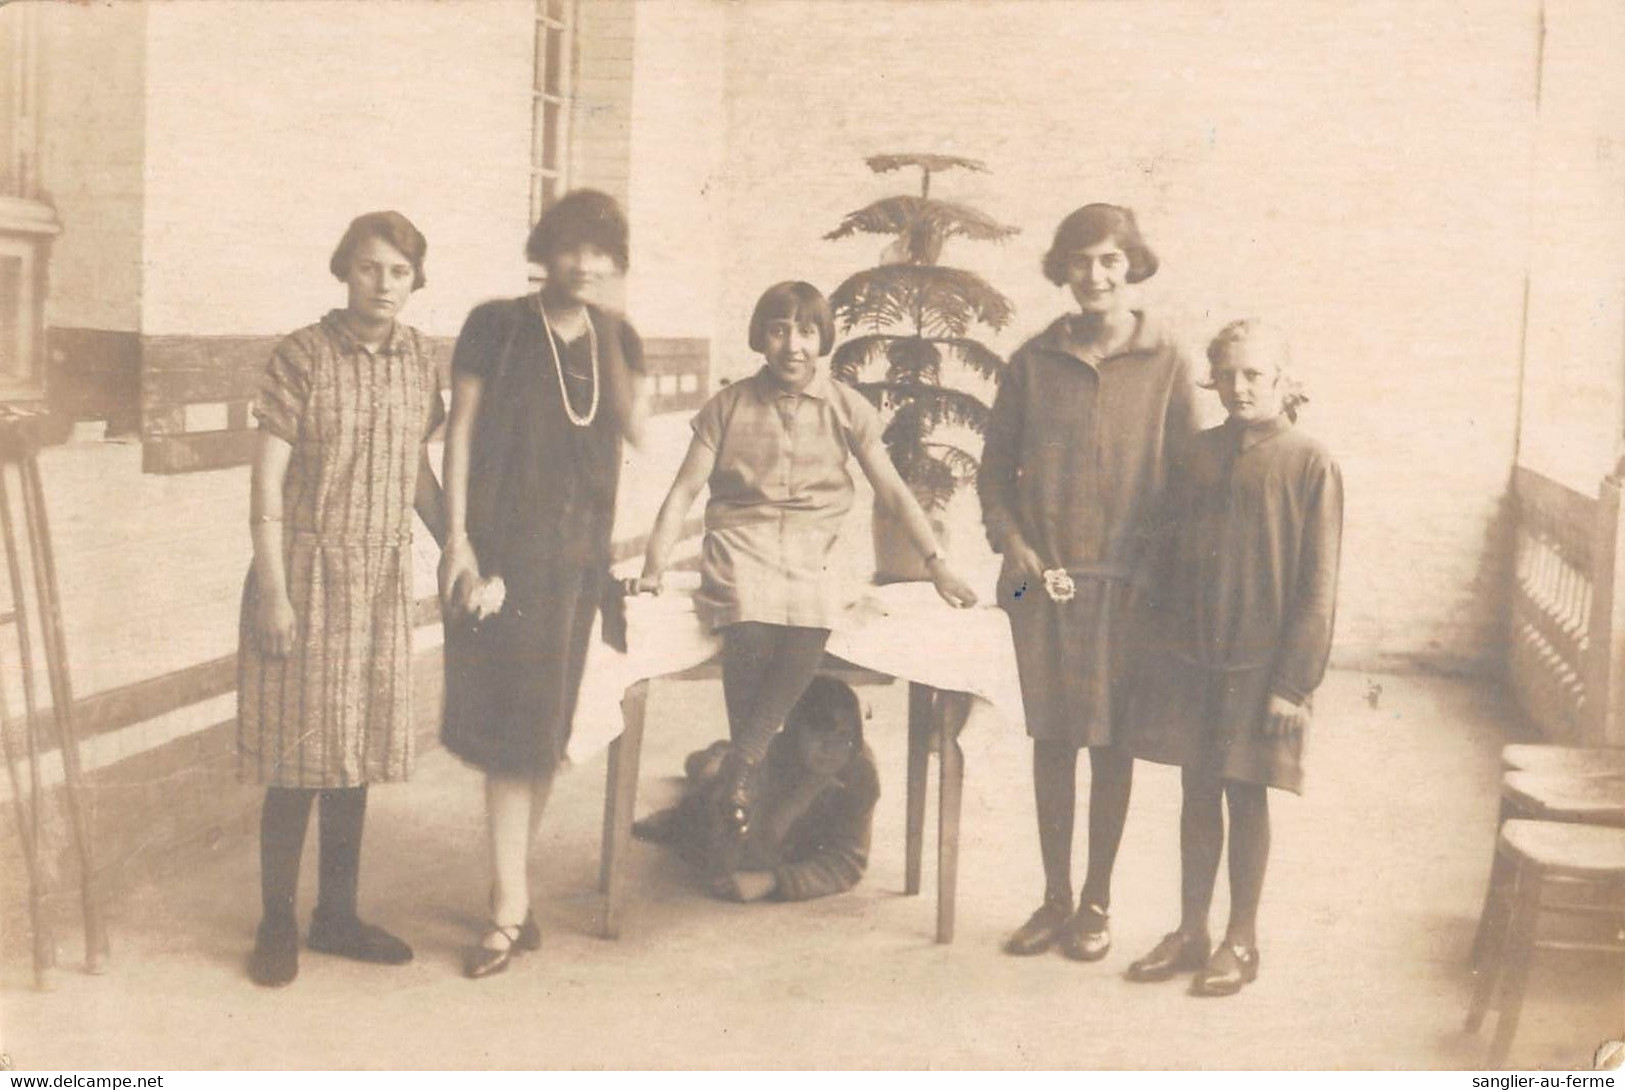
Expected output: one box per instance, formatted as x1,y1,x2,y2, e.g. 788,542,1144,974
1191,942,1259,997
1003,899,1072,956
307,910,414,965
1058,902,1112,962
464,922,524,979
1126,930,1210,982
516,910,542,952
248,917,299,987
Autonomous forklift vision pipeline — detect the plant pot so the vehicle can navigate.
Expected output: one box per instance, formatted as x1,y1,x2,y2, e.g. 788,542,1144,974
872,497,949,584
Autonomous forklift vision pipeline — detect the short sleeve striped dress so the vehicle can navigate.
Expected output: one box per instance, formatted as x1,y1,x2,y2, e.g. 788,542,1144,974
236,311,445,788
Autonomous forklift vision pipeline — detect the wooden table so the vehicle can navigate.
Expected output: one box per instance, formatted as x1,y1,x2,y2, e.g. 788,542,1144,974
597,656,975,943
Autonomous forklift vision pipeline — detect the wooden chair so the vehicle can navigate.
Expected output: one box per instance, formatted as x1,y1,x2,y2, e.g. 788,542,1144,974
1469,771,1625,968
1500,744,1625,777
1465,819,1625,1067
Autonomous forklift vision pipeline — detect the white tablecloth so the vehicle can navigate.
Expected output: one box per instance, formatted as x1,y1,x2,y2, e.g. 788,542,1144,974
567,570,1026,763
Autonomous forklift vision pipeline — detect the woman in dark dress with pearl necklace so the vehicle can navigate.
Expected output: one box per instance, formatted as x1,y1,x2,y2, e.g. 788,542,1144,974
438,190,648,978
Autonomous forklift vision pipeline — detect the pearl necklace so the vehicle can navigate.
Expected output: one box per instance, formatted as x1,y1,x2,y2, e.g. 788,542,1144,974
538,298,599,427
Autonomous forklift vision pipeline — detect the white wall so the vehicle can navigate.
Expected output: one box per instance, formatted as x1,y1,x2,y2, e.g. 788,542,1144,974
1517,0,1625,491
715,0,1544,670
38,2,147,331
140,0,535,339
625,0,726,342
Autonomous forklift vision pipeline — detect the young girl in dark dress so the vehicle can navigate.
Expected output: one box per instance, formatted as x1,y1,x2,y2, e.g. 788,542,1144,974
438,190,648,978
979,204,1199,962
238,211,446,987
1123,319,1343,996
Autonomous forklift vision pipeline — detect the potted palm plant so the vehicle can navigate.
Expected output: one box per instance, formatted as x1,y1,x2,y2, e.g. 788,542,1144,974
826,153,1018,581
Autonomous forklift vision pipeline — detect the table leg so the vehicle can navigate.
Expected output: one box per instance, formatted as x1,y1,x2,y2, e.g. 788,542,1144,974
600,679,649,939
905,683,932,897
936,690,972,945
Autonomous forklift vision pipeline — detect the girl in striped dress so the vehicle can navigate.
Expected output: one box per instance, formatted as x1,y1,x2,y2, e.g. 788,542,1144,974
237,211,446,987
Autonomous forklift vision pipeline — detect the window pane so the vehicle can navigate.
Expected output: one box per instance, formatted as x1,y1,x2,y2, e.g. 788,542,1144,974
532,97,549,165
0,25,16,197
542,100,560,171
534,19,549,89
544,26,564,97
541,175,558,211
0,255,22,381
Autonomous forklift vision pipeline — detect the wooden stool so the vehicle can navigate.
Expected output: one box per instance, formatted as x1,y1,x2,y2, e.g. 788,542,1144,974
1501,744,1625,777
1469,772,1625,968
1465,819,1625,1067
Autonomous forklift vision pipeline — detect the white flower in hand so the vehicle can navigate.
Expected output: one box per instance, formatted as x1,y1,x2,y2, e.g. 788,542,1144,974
1042,568,1076,604
469,575,507,619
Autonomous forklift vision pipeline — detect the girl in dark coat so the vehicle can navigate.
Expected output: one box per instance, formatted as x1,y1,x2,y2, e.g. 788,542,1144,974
1123,319,1343,996
979,205,1198,962
438,190,648,978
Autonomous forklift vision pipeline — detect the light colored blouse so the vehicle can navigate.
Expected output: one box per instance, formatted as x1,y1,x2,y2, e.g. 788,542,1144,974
692,365,886,629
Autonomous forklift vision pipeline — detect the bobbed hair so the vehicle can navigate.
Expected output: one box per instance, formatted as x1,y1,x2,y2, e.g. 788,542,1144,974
525,189,630,271
1203,318,1310,422
1041,203,1158,286
783,676,865,749
330,210,427,290
748,280,835,356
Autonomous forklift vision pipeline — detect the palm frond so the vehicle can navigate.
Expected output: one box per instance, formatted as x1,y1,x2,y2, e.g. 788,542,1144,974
863,383,990,434
934,337,1006,380
829,335,897,384
824,196,1018,245
885,338,941,386
884,444,960,512
829,265,1015,337
923,442,983,483
866,153,988,177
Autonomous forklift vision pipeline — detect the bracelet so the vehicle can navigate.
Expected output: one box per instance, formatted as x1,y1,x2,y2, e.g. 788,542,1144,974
250,514,282,524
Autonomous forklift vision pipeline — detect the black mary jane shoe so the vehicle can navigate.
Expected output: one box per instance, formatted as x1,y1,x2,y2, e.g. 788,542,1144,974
464,922,525,979
1190,942,1260,997
248,917,299,988
307,910,415,966
1125,930,1211,983
1058,901,1112,963
516,910,542,952
1003,899,1073,956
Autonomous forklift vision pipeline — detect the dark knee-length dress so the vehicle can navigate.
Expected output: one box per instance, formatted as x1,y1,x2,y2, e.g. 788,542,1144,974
440,297,643,774
1125,416,1344,793
977,311,1199,747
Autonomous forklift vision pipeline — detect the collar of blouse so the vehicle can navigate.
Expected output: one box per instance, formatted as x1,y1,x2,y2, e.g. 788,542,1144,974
321,309,413,358
753,364,833,403
1034,309,1156,369
1228,413,1292,452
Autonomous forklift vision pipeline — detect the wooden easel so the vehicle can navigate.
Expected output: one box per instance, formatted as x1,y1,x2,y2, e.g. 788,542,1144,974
0,409,107,987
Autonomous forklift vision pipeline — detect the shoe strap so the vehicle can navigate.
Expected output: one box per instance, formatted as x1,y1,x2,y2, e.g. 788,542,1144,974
483,922,523,948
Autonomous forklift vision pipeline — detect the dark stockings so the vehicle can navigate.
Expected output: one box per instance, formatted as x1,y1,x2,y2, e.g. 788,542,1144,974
719,622,830,771
259,785,369,929
1032,741,1134,911
1177,769,1270,947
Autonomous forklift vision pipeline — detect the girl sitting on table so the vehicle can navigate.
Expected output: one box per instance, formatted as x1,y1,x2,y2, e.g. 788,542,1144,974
979,204,1199,963
633,676,880,902
1123,319,1342,996
637,280,977,838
